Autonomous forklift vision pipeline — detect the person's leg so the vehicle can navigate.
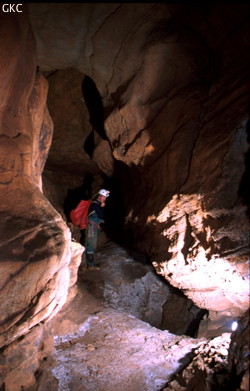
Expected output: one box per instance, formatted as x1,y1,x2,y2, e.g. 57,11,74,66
85,224,99,268
85,252,95,267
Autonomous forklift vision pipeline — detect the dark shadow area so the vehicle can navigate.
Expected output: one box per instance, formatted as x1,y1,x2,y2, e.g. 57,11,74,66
79,76,138,252
63,173,94,222
161,284,208,337
101,172,126,242
126,248,150,264
82,75,110,159
84,130,95,159
100,160,148,257
239,117,250,219
82,76,108,141
217,371,243,391
62,160,131,250
159,349,198,391
185,308,208,337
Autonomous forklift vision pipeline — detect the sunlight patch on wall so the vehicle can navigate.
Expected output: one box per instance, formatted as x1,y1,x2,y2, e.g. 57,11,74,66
150,192,250,315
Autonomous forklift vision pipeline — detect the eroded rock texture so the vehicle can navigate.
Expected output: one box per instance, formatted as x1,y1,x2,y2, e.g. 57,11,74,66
28,3,250,325
0,9,77,350
0,3,249,390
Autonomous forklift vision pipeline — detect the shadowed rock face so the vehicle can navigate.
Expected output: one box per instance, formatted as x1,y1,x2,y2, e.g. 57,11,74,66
0,3,249,387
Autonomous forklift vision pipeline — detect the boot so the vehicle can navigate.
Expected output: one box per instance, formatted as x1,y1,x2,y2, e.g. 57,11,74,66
85,252,99,270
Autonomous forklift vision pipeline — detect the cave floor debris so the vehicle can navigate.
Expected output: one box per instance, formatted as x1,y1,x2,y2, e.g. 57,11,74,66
41,241,230,391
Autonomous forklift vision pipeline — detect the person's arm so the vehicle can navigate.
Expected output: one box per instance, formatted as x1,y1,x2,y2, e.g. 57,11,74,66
88,202,104,225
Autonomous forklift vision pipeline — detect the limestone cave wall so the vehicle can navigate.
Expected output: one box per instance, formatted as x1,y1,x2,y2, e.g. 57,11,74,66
0,1,249,375
27,3,250,326
0,8,79,351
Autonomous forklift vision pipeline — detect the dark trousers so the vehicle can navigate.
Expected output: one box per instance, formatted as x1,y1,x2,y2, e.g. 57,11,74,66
85,223,99,266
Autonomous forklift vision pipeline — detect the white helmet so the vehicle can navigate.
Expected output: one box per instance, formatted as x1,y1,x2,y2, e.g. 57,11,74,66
98,189,110,197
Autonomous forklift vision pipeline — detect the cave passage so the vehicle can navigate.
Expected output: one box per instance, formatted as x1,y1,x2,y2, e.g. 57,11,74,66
1,4,249,390
82,75,108,158
61,73,208,338
63,172,208,340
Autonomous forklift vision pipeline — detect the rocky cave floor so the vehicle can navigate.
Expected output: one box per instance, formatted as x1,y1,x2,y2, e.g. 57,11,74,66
37,237,233,391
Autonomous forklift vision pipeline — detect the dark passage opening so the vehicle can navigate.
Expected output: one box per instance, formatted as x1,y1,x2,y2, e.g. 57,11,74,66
82,75,108,158
67,74,134,247
239,117,250,219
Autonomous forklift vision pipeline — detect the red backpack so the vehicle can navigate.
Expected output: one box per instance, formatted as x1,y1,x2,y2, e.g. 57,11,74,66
69,200,91,230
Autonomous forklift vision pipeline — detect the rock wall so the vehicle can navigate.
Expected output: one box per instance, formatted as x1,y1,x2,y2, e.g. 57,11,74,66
0,3,249,388
0,2,249,351
28,3,250,325
0,7,76,352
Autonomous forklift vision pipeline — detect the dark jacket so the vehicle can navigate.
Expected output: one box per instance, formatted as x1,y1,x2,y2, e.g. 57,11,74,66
88,200,104,225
